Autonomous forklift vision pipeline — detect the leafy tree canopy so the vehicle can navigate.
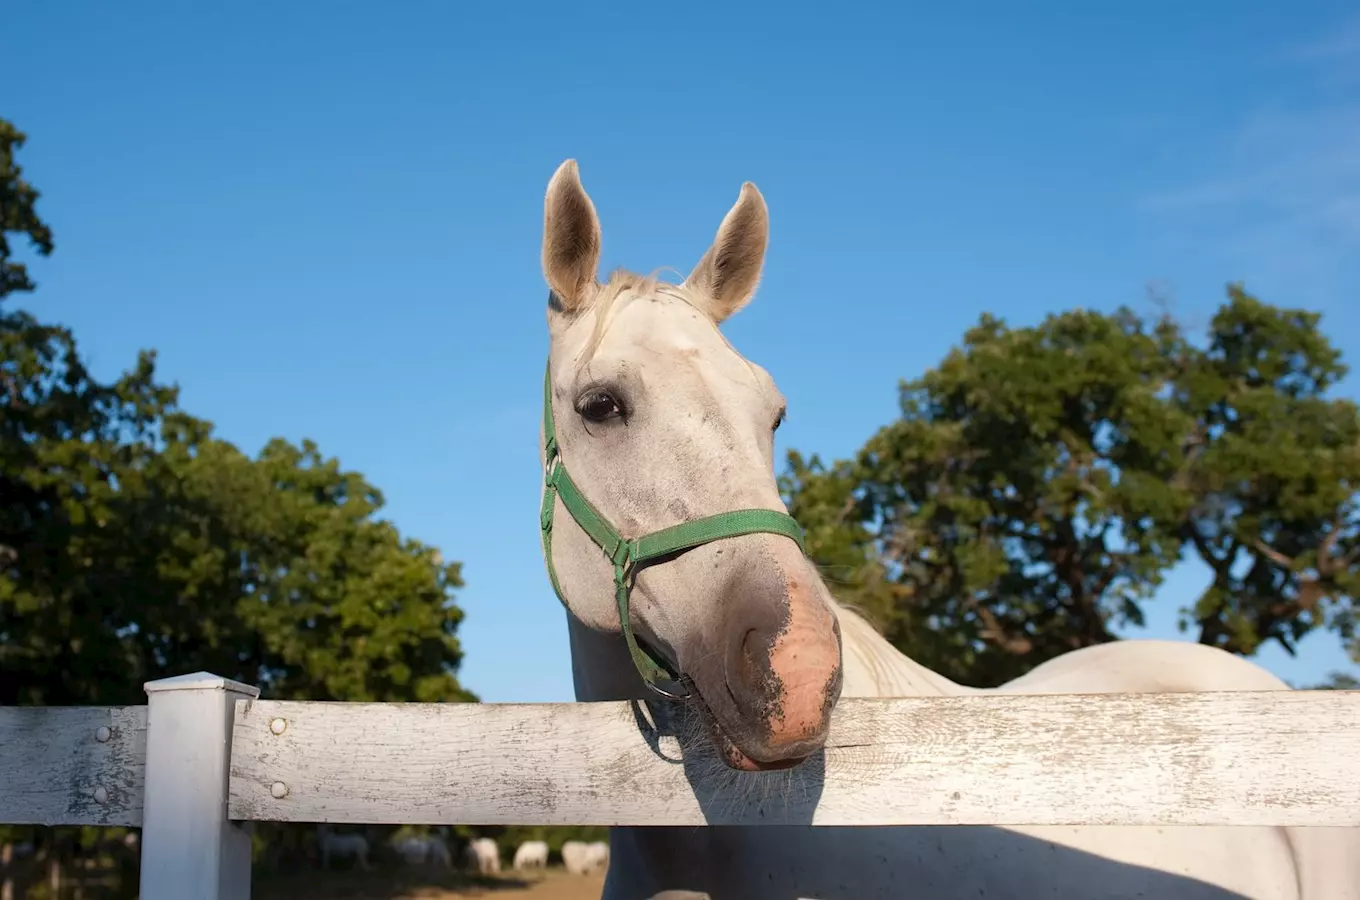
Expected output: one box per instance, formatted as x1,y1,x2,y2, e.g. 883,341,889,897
0,119,54,299
1311,671,1359,690
1,115,474,706
783,288,1359,686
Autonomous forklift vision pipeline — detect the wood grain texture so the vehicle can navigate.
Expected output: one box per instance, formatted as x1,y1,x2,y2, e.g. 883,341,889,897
227,691,1360,827
0,706,146,826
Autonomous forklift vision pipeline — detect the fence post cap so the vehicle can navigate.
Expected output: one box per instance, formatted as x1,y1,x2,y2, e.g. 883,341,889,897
144,671,261,698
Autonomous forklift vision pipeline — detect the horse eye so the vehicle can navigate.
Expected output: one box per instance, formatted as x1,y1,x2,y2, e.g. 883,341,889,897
773,407,787,431
578,391,623,423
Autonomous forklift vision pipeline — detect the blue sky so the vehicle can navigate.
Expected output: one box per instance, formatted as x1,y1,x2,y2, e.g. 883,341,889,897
7,2,1359,700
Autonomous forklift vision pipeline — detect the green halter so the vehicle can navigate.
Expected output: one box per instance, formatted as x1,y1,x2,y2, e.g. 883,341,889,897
538,362,807,699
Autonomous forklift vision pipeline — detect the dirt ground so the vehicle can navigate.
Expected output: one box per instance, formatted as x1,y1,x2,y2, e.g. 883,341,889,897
253,867,606,900
394,870,605,900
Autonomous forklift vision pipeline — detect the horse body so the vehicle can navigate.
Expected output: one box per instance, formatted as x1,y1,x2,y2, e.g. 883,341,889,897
464,837,501,875
563,839,610,875
513,839,549,871
594,609,1360,898
534,160,1360,899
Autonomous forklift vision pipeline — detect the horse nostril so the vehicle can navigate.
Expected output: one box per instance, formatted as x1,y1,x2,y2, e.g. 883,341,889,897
722,598,841,750
740,627,758,653
739,626,761,664
734,624,780,696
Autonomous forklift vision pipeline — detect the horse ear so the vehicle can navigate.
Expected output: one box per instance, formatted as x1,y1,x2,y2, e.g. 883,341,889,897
542,159,602,314
685,182,769,323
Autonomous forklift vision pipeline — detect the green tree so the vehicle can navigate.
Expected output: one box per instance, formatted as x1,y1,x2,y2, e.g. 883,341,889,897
1310,672,1359,690
1171,292,1359,656
1,113,474,707
2,112,476,893
0,118,54,298
784,288,1358,686
779,451,968,678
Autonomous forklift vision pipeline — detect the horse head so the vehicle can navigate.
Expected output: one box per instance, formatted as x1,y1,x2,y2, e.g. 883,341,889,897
538,160,843,772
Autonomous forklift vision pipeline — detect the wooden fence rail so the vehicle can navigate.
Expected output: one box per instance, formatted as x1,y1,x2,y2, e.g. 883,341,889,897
2,671,1358,900
0,706,146,827
230,691,1360,828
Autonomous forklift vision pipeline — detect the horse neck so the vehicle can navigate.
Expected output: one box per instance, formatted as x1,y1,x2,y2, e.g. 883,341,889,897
566,612,651,702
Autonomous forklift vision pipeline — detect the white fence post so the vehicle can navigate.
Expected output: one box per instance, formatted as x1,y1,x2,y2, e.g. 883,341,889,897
139,672,260,900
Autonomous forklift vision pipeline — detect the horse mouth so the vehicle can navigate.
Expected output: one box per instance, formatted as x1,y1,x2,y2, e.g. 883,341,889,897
690,687,814,773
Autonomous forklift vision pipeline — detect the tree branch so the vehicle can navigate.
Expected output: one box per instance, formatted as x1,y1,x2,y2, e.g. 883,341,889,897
973,603,1033,655
1185,523,1231,576
1172,424,1208,492
1252,539,1295,570
834,494,856,527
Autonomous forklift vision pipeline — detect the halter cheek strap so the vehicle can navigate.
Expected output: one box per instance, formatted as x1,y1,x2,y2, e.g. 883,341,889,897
538,362,807,699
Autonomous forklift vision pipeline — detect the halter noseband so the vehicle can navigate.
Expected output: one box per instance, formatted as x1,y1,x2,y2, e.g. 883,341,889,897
538,362,807,699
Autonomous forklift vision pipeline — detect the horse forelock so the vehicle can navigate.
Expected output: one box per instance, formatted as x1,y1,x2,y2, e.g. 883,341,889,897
561,268,765,392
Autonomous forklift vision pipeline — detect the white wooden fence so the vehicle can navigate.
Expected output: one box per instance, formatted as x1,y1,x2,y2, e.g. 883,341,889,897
2,671,1358,899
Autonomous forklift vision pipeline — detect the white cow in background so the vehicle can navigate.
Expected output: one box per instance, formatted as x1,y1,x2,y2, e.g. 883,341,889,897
316,824,371,871
464,837,501,875
513,839,549,871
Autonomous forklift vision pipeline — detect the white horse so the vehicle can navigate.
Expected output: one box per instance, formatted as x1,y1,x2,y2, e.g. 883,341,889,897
315,824,370,871
584,841,610,874
560,840,589,874
463,837,501,875
512,839,549,871
535,159,1360,899
561,839,608,875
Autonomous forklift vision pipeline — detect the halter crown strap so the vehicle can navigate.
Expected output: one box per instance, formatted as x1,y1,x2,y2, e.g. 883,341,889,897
538,362,807,697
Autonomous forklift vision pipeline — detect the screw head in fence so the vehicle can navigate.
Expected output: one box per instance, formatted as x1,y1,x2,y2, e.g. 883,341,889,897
93,786,108,804
270,717,287,735
270,781,289,799
95,725,111,743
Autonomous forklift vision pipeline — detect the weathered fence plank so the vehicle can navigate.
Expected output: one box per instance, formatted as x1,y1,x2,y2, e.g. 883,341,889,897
0,706,146,826
228,690,1360,828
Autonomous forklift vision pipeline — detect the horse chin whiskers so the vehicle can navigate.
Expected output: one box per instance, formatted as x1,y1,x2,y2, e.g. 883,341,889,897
668,701,807,818
667,684,810,777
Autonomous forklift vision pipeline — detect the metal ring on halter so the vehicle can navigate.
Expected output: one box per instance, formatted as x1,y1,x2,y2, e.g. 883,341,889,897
636,638,693,700
646,676,693,701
